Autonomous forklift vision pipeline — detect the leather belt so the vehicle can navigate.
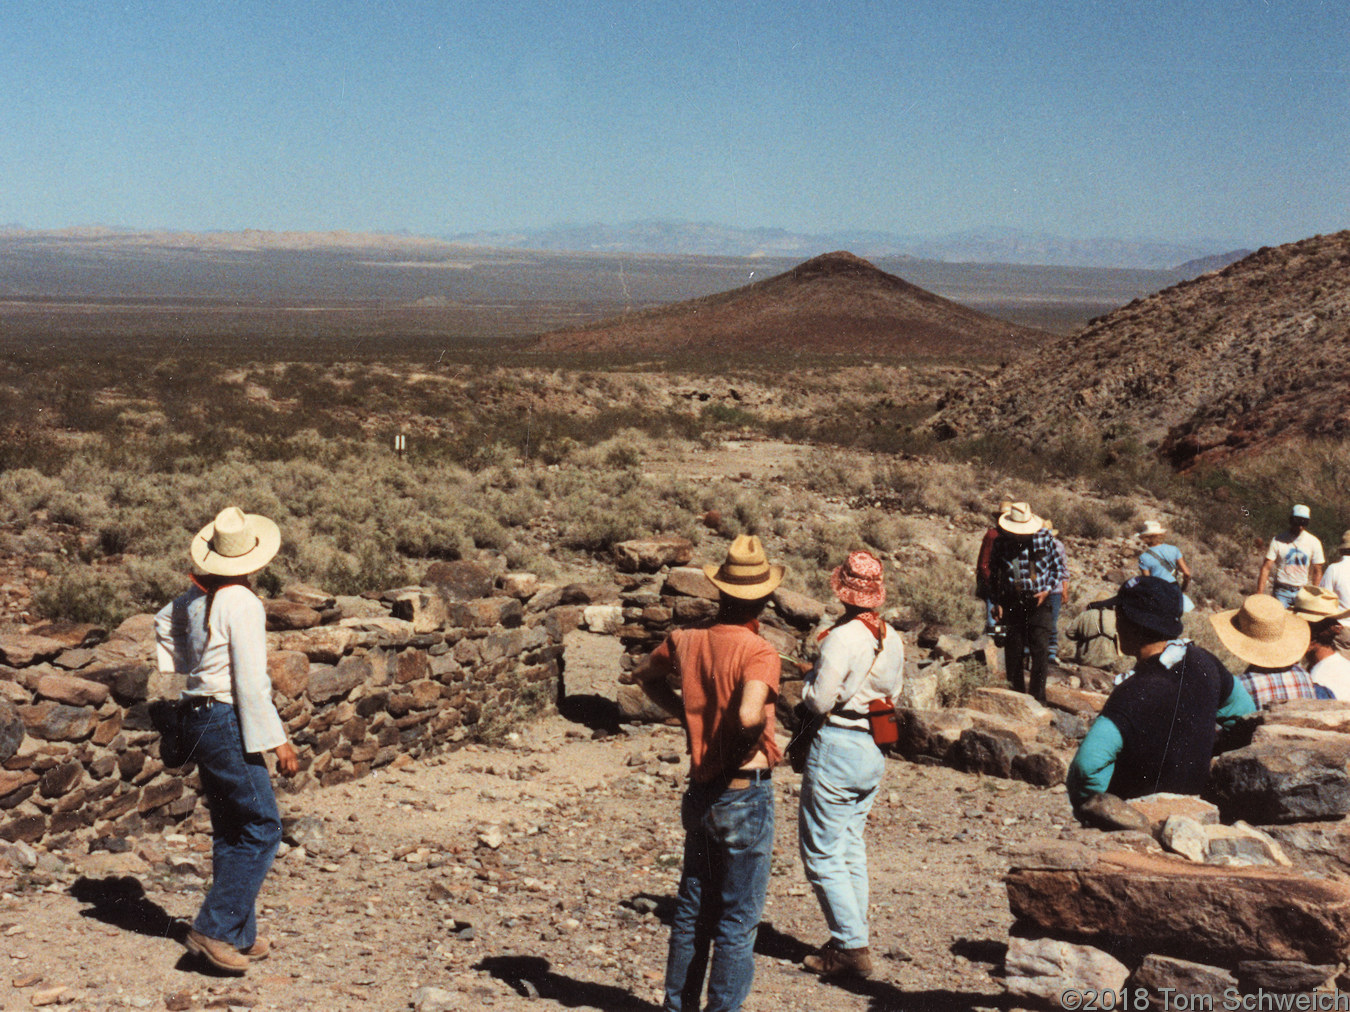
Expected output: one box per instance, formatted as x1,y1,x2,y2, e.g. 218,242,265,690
724,768,772,790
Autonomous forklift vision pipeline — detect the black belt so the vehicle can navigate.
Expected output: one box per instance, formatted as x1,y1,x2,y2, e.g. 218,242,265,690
182,696,218,709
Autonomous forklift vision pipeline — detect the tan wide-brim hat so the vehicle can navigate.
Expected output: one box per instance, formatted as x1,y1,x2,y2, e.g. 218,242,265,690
1290,585,1350,622
1339,529,1350,552
704,534,785,600
998,501,1042,535
1140,520,1167,538
1211,594,1311,669
191,506,281,577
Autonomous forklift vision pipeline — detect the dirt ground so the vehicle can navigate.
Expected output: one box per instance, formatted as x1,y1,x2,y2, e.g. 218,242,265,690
1,630,1081,1012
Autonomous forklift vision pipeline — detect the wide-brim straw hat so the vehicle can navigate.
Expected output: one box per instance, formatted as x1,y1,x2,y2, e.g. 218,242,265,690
1211,594,1311,669
831,550,886,610
1338,529,1350,552
704,534,785,600
998,501,1042,535
191,506,281,577
1140,520,1167,538
1289,585,1350,622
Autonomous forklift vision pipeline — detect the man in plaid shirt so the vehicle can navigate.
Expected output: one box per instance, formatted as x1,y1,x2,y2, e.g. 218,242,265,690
991,502,1067,703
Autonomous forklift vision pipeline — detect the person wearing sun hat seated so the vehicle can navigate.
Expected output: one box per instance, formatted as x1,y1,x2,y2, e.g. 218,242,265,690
632,534,786,1012
1212,592,1316,708
797,551,905,980
1288,586,1350,699
154,507,300,974
1066,576,1255,816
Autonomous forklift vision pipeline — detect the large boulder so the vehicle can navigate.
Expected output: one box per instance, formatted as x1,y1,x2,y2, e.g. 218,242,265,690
264,599,322,631
306,656,372,704
1006,849,1350,965
16,702,99,742
771,589,826,629
424,560,494,601
1127,954,1237,996
1207,738,1350,823
612,536,694,573
35,673,110,708
24,621,106,649
662,568,720,601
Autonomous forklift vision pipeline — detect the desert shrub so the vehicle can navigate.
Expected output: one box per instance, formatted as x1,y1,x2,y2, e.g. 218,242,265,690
32,569,130,628
858,509,913,553
790,449,873,498
937,657,998,707
894,557,982,628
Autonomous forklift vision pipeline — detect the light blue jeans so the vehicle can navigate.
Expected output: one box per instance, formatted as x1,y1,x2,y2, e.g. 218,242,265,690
186,701,282,950
798,724,885,950
664,777,774,1012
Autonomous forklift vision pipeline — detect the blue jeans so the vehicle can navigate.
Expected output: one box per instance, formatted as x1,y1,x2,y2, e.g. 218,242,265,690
798,725,885,950
185,701,282,950
1048,590,1063,662
1272,583,1300,607
664,778,774,1012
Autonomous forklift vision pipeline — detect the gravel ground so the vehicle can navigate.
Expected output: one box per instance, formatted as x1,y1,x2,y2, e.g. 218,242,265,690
1,711,1080,1012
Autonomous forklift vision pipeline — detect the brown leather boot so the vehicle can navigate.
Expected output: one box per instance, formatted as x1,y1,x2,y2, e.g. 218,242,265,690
185,928,248,973
802,944,873,978
241,936,271,959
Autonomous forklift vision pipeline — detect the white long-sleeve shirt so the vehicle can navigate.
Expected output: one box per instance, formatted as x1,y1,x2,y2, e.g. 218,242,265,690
155,583,288,754
802,617,905,730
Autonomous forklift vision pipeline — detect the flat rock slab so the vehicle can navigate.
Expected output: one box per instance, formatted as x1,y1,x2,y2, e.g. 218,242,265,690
1131,792,1220,837
964,687,1054,728
612,536,693,573
0,633,66,667
1007,849,1350,965
1128,954,1237,996
1263,699,1350,734
662,567,720,601
771,588,825,628
1045,684,1109,717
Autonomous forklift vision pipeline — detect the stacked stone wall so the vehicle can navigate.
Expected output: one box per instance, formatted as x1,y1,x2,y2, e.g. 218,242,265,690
0,562,566,848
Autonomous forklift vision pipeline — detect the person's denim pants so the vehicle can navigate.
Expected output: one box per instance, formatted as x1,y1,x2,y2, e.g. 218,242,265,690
1047,590,1063,662
1272,583,1300,607
1003,595,1053,703
663,777,774,1012
798,725,885,950
185,700,282,950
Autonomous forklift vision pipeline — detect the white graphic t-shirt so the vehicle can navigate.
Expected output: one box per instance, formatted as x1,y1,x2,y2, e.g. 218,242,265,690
1266,530,1325,587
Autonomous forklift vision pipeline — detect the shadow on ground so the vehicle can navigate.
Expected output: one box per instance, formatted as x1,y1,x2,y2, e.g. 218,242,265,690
476,954,660,1011
70,875,186,942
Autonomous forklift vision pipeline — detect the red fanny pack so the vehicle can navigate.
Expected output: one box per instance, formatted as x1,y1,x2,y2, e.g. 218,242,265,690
867,698,899,746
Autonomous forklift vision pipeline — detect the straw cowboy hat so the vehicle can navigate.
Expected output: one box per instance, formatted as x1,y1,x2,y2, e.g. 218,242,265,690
1289,586,1350,622
831,550,885,610
1211,594,1311,669
1140,520,1167,538
1338,529,1350,553
191,506,281,577
998,502,1042,535
704,534,785,600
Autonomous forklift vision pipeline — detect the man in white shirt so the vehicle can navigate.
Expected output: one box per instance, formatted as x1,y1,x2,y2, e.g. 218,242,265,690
1257,504,1325,607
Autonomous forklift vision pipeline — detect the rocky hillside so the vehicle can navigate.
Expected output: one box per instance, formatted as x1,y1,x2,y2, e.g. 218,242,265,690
533,250,1044,357
930,231,1350,467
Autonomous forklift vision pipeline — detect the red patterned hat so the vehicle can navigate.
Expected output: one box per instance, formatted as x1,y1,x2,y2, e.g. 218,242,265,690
830,550,886,610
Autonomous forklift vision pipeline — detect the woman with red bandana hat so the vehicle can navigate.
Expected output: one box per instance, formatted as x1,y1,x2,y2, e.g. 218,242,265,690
797,550,905,980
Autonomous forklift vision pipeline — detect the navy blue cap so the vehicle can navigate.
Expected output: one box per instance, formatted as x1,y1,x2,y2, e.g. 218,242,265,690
1102,575,1184,639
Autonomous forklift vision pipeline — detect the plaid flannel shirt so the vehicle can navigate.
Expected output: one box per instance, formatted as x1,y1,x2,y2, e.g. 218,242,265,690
1239,664,1317,709
993,528,1066,604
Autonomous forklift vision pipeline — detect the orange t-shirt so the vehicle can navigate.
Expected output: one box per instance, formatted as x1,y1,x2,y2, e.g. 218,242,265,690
648,621,782,782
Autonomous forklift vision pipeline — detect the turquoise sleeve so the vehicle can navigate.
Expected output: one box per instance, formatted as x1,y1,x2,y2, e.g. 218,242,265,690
1067,715,1124,809
1216,679,1257,724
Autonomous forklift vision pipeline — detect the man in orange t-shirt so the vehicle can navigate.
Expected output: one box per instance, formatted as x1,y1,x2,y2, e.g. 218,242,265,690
633,535,784,1012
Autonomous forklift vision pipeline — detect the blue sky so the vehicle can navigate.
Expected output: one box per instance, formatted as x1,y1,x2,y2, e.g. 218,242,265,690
2,0,1345,245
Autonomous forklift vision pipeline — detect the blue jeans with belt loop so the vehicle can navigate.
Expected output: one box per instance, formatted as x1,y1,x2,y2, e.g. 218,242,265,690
663,776,774,1012
184,700,282,951
798,724,886,951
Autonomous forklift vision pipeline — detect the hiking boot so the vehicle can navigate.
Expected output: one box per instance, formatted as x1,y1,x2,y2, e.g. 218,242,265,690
803,944,873,978
185,929,248,973
242,936,271,959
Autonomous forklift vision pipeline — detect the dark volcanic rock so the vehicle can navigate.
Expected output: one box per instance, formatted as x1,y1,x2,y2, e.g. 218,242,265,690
1207,739,1350,823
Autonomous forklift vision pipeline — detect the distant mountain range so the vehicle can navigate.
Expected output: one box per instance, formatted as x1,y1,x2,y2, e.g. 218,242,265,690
447,221,1249,271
